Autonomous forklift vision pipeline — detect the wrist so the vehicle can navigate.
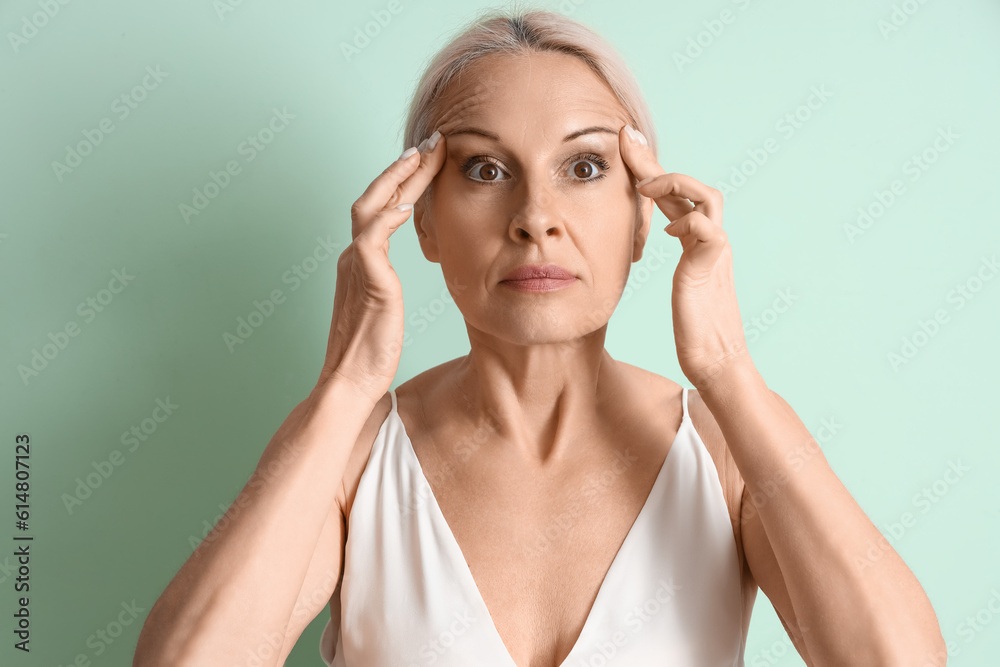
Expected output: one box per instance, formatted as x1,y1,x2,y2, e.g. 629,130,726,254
308,373,382,421
692,348,766,401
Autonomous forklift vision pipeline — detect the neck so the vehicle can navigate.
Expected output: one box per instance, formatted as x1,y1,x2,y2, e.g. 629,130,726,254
440,323,628,465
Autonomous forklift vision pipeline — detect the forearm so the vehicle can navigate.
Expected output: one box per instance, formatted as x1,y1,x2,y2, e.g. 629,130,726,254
697,358,945,665
134,379,374,666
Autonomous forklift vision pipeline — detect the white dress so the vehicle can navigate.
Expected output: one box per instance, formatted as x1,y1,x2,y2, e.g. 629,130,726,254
319,387,746,666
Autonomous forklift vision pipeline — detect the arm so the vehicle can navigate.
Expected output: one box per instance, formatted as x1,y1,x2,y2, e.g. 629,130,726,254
132,380,377,666
132,127,445,666
697,355,946,666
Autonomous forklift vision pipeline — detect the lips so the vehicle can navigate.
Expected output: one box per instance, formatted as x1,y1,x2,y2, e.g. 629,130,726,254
501,264,574,282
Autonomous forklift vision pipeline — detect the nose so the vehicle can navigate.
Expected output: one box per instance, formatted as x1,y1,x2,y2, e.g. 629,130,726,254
508,185,564,243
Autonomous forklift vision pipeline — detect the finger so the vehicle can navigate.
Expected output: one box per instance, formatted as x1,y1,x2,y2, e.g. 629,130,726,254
351,148,423,239
639,173,723,227
354,202,414,253
665,210,728,271
392,131,447,209
618,127,691,221
618,127,723,226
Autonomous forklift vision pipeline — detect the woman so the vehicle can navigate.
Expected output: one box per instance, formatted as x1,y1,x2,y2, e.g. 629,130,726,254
134,9,945,667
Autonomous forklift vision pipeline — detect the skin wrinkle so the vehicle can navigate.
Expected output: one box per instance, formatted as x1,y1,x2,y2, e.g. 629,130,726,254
410,50,655,463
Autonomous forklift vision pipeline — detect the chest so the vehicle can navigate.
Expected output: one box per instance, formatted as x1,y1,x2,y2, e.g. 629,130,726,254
339,398,749,667
408,428,672,667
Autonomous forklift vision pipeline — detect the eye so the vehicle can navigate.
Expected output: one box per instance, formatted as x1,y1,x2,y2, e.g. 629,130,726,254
464,157,510,183
568,154,610,182
460,152,611,185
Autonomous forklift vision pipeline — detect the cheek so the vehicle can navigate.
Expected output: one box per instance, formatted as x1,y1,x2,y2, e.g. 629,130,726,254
432,174,502,225
427,198,497,271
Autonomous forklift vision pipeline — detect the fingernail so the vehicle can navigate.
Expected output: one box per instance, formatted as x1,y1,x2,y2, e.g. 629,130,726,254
636,175,656,188
424,129,441,151
398,146,418,160
625,126,647,146
396,203,413,211
417,130,441,154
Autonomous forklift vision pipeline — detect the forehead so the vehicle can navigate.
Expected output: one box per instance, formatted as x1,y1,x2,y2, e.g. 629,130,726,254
433,51,629,142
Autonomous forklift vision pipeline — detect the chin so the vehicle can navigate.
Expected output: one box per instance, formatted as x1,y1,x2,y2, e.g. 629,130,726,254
474,303,612,347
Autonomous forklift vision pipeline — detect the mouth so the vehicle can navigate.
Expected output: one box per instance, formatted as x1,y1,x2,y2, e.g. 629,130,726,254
500,264,577,293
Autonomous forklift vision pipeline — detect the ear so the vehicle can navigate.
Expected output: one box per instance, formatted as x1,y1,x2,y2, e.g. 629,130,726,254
631,192,654,262
412,194,441,263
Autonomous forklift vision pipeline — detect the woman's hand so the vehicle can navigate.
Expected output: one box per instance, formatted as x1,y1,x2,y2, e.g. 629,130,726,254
316,130,447,403
618,125,752,392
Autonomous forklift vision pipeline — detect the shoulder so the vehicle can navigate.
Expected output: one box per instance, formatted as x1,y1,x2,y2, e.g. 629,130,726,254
686,389,747,511
333,362,458,519
614,363,739,495
612,360,685,406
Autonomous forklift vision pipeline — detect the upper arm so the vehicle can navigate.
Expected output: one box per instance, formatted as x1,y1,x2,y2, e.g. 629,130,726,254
275,390,393,664
741,482,815,665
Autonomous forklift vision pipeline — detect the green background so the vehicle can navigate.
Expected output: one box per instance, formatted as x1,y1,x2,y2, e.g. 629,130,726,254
2,0,998,664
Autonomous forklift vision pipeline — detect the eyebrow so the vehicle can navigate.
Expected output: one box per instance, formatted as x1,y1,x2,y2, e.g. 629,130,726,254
447,125,618,143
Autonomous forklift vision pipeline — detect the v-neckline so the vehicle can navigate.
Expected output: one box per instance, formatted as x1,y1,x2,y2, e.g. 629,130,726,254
390,388,688,667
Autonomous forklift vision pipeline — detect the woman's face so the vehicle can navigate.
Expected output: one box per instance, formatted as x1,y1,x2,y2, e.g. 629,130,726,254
414,50,653,346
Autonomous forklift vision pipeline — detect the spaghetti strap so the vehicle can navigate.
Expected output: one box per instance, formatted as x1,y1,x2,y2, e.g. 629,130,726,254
389,387,397,411
681,387,690,423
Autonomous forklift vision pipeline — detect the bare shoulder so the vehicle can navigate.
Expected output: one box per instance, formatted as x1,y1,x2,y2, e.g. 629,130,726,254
615,364,747,572
614,359,681,395
334,361,460,520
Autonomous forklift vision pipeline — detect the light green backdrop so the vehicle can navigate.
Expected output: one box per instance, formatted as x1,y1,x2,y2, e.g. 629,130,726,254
1,0,998,664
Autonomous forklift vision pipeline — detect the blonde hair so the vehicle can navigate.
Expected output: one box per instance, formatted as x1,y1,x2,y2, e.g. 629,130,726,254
401,4,658,195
